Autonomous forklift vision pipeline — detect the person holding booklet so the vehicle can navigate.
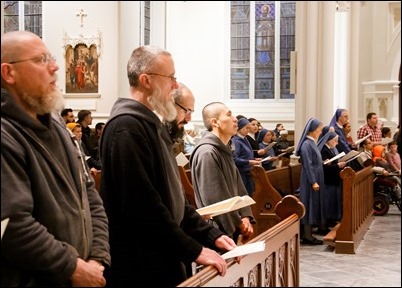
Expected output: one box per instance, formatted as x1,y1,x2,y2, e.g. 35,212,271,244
318,130,347,231
329,108,361,170
190,102,256,244
257,128,278,171
99,46,237,287
231,118,262,196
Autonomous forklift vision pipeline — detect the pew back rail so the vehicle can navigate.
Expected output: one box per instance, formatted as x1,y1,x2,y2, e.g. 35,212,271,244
178,195,305,287
323,166,374,254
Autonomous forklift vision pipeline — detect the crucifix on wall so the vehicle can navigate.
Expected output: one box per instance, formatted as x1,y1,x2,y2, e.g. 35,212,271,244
76,9,87,28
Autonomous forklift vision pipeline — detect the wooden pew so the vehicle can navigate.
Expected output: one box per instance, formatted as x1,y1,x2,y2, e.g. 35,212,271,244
90,170,101,192
250,164,301,235
177,195,305,287
265,164,301,196
323,166,374,254
178,165,197,207
180,163,302,237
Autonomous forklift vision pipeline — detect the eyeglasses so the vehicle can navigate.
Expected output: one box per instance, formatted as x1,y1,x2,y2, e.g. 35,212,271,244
175,102,194,116
9,54,56,65
146,72,177,81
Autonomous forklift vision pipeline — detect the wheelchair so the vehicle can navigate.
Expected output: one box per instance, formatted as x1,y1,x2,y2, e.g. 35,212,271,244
372,176,401,216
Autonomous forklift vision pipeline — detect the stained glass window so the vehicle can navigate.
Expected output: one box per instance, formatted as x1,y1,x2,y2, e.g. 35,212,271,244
230,1,295,100
3,1,42,37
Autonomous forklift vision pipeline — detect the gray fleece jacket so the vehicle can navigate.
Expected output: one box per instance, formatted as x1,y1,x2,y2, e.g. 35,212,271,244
1,88,110,286
190,131,256,238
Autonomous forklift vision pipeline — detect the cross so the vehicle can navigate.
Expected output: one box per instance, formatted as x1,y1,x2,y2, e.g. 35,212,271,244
76,9,87,28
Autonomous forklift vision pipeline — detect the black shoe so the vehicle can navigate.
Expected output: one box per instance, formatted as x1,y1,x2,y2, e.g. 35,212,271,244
301,237,323,245
314,228,331,236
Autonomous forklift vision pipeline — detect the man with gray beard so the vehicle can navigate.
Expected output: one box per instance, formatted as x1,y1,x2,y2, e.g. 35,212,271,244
1,31,110,286
99,45,237,287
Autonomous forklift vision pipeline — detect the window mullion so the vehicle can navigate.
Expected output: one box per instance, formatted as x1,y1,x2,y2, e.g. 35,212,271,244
274,1,280,100
18,1,24,30
250,2,256,100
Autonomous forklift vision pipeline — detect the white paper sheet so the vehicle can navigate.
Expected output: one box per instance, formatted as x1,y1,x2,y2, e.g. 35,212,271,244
1,218,10,240
221,241,265,259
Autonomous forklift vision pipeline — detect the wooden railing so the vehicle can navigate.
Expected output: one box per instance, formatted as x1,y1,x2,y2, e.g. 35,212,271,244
323,166,374,254
177,195,305,287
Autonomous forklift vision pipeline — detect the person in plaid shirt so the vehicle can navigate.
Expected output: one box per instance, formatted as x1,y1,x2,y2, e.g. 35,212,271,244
357,112,383,146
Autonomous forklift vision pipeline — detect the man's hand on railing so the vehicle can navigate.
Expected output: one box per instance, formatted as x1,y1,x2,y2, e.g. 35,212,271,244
194,247,228,276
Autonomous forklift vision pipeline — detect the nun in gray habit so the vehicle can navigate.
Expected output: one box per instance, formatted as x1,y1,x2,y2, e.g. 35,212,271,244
296,118,325,244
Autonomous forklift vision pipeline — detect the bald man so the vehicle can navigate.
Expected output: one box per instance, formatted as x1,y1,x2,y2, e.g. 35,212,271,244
1,31,110,286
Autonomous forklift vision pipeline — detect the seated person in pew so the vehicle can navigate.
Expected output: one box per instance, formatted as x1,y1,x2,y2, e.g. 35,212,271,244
357,138,400,198
190,102,256,244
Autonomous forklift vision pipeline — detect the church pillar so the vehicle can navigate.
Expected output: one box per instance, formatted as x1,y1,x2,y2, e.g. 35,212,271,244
294,2,336,145
347,1,362,139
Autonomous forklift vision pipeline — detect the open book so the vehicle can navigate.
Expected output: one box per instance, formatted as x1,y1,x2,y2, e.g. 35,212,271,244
264,142,276,151
323,150,361,165
354,134,371,146
196,195,256,218
323,152,345,165
339,150,361,163
260,156,272,163
221,241,265,260
277,146,295,158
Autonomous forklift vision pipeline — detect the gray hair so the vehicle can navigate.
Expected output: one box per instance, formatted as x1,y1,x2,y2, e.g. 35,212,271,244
127,45,172,87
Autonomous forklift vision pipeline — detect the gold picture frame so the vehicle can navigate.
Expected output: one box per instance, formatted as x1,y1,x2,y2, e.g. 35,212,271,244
63,30,102,96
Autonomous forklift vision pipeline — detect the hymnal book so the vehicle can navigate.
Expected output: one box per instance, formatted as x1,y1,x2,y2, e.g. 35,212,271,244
284,146,294,153
196,195,256,218
221,241,266,260
176,152,189,167
1,218,9,239
264,142,277,151
260,156,272,163
277,146,295,158
323,152,346,165
354,134,371,146
338,150,361,163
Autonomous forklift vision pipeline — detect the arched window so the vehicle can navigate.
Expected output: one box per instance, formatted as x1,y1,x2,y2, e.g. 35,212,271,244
230,1,295,100
2,1,42,37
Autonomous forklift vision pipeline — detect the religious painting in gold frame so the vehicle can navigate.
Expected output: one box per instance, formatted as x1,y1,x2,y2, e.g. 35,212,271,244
63,31,102,95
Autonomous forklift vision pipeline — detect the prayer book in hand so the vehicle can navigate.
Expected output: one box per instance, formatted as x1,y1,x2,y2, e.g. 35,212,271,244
264,142,277,151
196,196,256,218
338,150,361,163
323,152,346,165
354,134,372,146
260,156,272,163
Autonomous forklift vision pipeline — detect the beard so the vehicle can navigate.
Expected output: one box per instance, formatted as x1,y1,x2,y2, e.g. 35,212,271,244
18,83,64,115
148,86,177,122
166,119,185,142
